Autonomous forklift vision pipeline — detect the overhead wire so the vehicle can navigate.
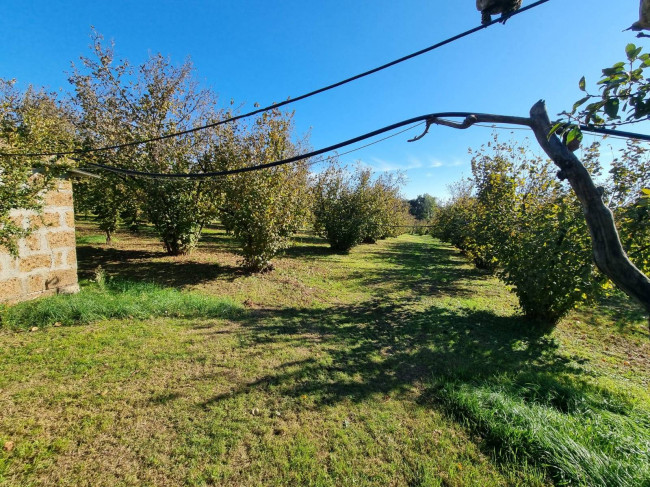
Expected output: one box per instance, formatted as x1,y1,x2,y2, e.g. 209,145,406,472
78,113,650,180
303,121,425,168
80,115,448,178
0,0,554,158
78,122,426,178
475,123,650,143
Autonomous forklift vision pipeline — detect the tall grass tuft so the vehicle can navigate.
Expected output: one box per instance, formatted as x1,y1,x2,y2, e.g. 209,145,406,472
0,280,243,330
431,374,650,487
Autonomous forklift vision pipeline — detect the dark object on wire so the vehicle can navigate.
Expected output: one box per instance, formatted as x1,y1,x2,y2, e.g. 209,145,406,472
626,0,650,38
476,0,523,25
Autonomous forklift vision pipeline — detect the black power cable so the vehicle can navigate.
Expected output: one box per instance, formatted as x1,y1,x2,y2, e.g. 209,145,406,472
0,0,553,159
79,112,650,180
81,114,450,178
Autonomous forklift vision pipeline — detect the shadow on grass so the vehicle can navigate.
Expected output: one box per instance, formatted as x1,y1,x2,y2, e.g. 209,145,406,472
199,237,573,409
338,239,494,298
77,246,244,287
201,302,569,409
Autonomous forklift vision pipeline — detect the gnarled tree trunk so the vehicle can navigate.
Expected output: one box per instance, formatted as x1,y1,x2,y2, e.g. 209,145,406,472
527,101,650,322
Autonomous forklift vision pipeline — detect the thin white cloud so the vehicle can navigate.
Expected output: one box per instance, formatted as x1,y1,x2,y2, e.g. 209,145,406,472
427,157,465,168
355,155,466,172
363,157,423,172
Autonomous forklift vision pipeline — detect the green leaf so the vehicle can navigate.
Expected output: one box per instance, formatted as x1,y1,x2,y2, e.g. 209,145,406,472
579,76,586,92
565,127,582,145
548,122,564,139
572,96,590,112
604,98,620,119
626,43,638,61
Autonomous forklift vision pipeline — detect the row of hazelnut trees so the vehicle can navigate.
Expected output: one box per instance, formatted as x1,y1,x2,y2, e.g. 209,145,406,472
0,33,412,272
432,134,649,324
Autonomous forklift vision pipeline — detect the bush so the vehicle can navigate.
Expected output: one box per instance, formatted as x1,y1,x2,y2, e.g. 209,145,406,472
313,165,367,252
434,136,602,324
313,164,408,252
216,110,310,272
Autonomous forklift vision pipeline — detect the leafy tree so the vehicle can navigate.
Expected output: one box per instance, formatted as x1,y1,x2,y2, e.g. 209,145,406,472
215,109,311,272
606,140,650,275
0,79,76,254
73,173,134,243
408,193,438,221
69,32,221,255
313,164,408,252
435,136,601,324
569,43,650,128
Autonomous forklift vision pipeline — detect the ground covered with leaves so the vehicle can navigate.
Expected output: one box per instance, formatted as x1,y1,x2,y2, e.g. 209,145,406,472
1,224,648,486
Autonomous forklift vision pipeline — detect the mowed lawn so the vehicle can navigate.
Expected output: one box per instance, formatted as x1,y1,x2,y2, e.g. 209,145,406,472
1,223,648,486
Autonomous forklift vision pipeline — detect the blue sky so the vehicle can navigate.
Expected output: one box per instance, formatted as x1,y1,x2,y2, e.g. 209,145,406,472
1,0,645,199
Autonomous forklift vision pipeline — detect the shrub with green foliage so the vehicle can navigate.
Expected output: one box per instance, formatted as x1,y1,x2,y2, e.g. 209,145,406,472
313,164,409,252
435,136,601,323
312,165,367,252
215,110,311,272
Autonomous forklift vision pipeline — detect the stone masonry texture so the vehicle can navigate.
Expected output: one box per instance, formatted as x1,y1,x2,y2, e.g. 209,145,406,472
0,178,80,303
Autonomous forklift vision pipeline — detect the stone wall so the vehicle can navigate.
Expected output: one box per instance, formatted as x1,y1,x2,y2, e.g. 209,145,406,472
0,178,79,303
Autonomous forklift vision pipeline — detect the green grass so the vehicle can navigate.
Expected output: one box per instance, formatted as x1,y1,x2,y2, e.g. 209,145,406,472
0,227,648,486
75,234,114,245
0,280,242,330
432,374,650,486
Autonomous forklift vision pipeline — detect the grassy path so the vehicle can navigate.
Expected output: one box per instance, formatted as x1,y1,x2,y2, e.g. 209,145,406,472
1,232,648,486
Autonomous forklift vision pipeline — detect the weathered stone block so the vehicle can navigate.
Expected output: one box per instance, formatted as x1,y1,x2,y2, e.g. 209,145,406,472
66,251,77,268
0,278,23,299
0,255,16,278
19,254,51,273
27,274,45,294
46,269,77,289
8,212,25,228
44,191,73,207
63,211,75,228
24,233,43,252
52,250,65,269
40,212,61,227
47,231,76,249
54,180,72,191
